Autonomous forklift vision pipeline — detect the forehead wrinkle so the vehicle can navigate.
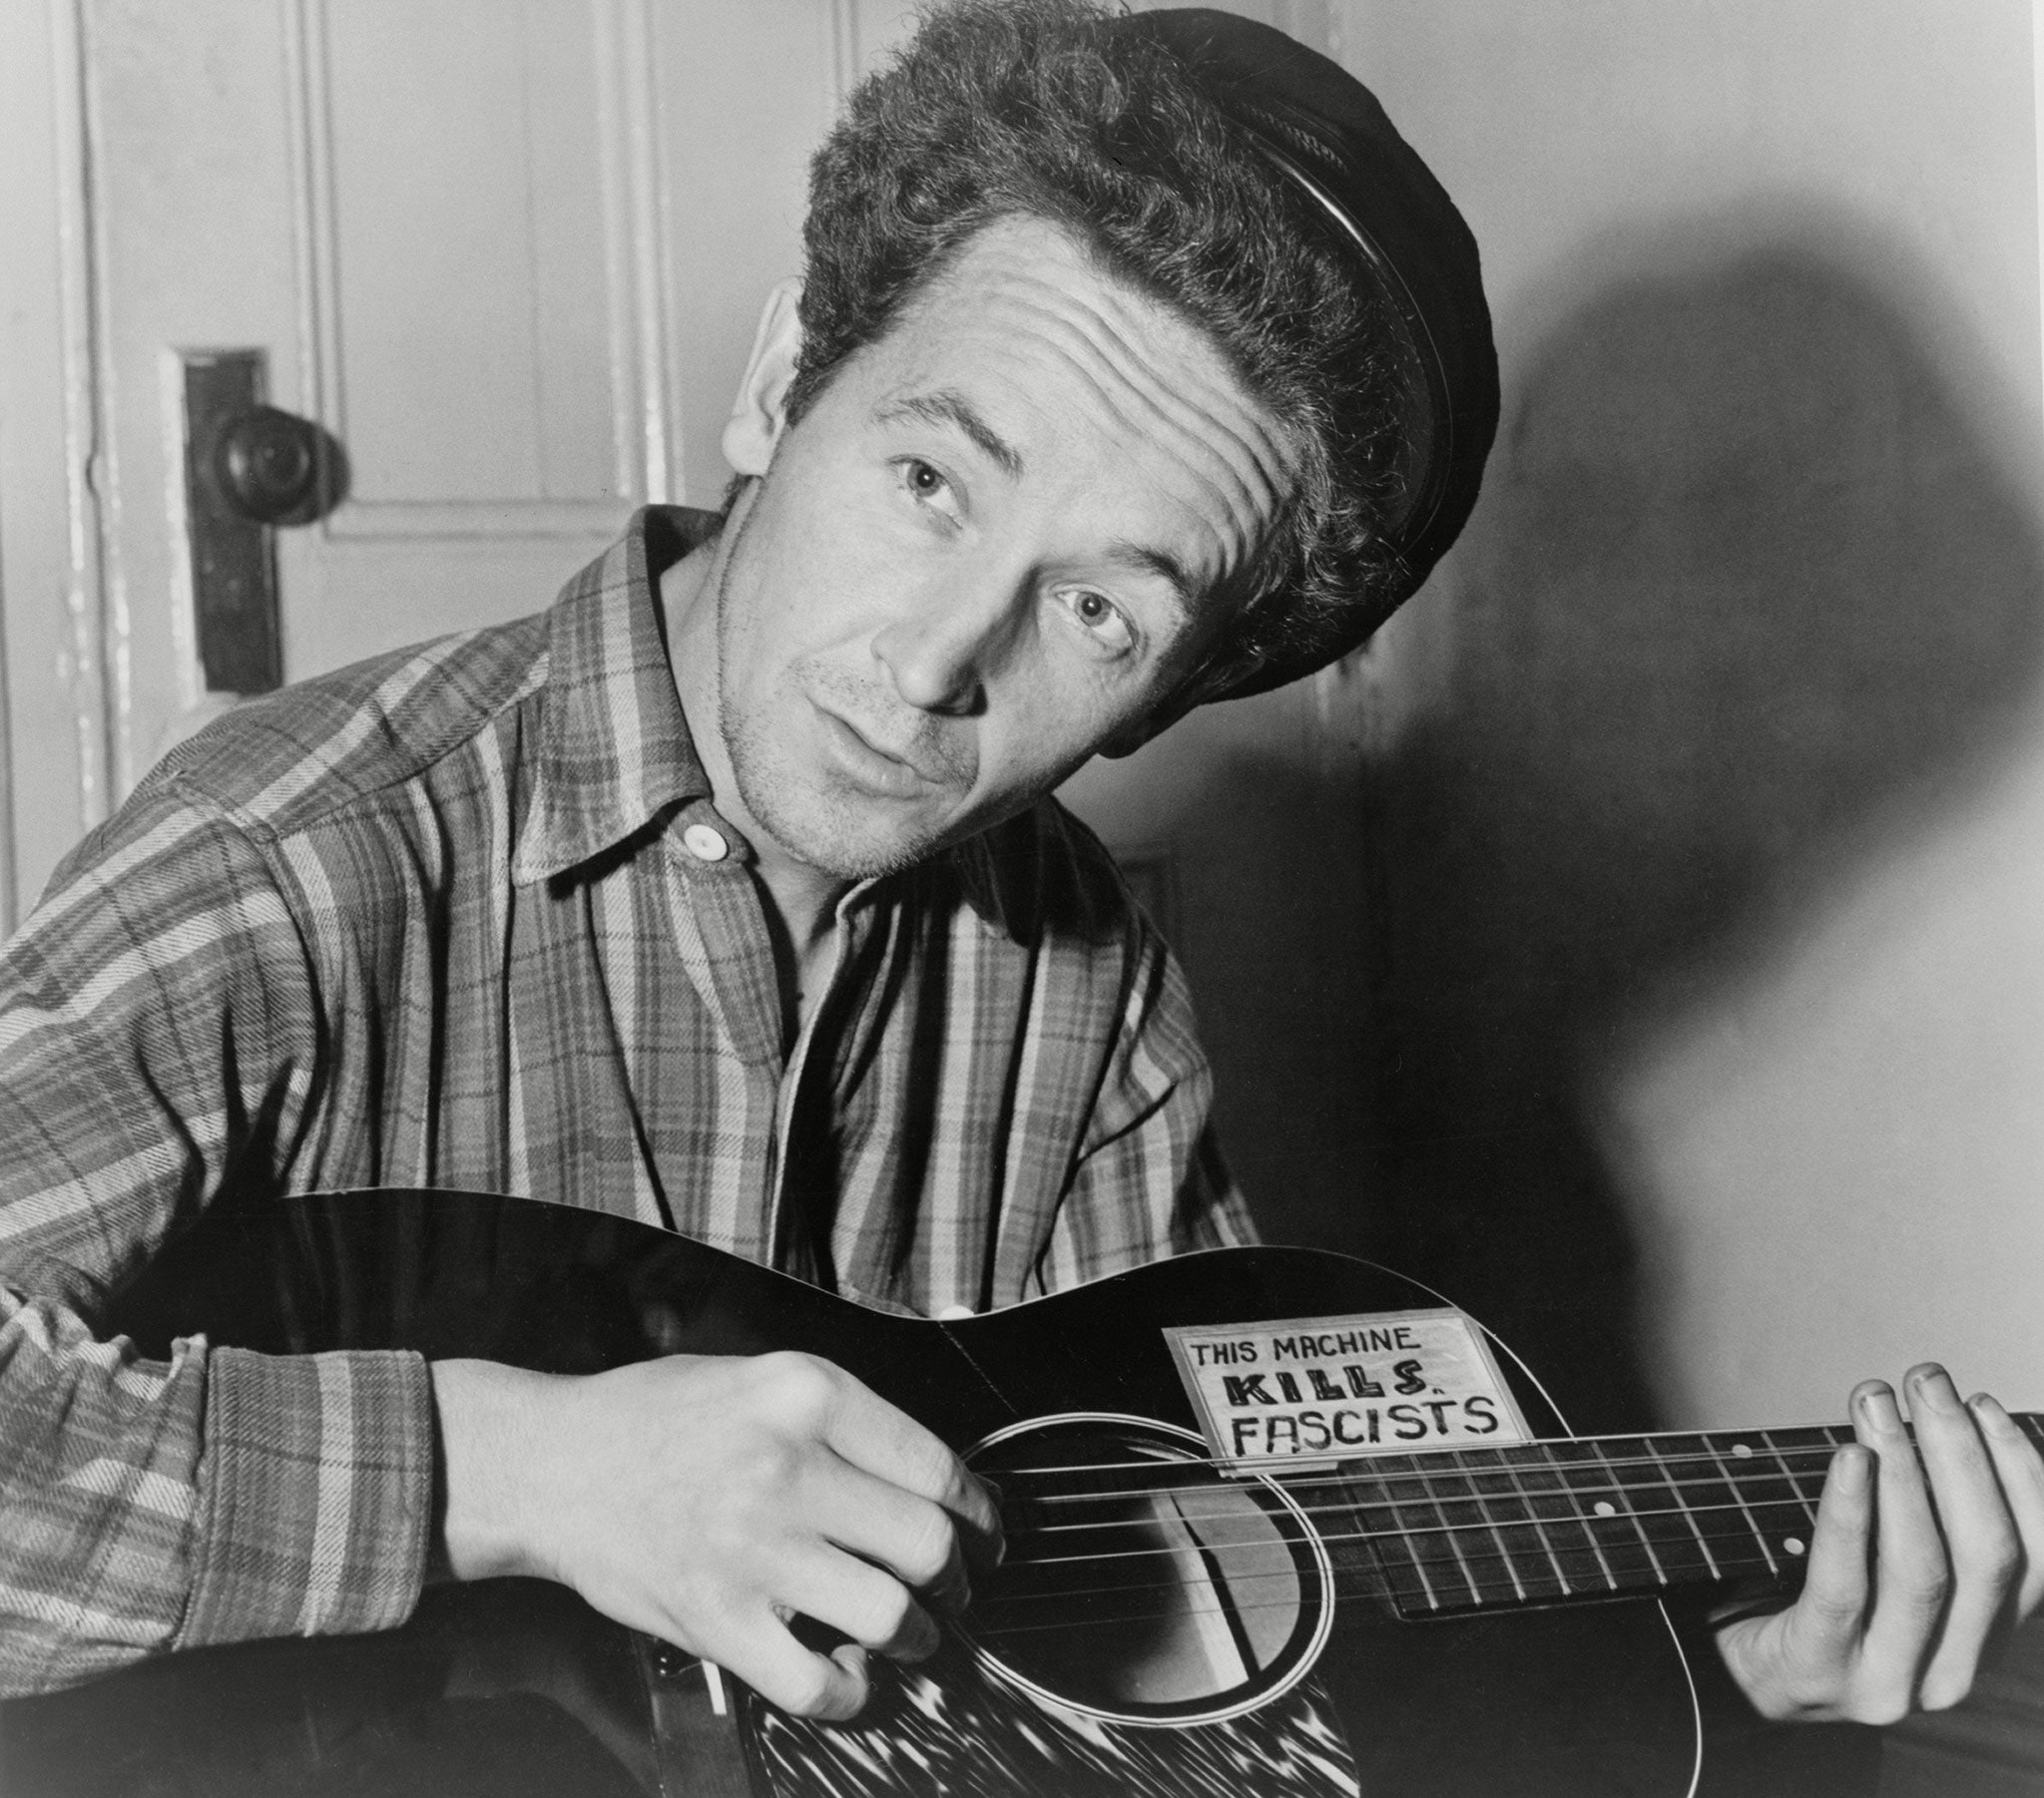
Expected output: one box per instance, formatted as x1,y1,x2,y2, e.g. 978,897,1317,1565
939,223,1293,463
986,270,1292,550
1062,271,1298,492
873,390,1024,480
984,248,1296,487
1046,321,1276,578
966,324,1259,574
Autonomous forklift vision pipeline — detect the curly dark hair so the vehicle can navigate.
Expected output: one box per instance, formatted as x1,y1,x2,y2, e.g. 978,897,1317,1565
785,0,1415,705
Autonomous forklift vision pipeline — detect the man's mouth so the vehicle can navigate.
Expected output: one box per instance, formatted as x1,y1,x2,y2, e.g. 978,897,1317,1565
813,702,943,797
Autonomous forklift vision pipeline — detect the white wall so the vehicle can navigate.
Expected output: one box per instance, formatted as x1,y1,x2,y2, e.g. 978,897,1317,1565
1345,0,2044,1427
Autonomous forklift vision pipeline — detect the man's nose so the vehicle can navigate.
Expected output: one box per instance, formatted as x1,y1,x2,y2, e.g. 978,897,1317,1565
870,577,1025,715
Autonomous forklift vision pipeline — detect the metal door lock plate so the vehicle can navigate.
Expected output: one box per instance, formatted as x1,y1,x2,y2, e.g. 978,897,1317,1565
179,349,287,693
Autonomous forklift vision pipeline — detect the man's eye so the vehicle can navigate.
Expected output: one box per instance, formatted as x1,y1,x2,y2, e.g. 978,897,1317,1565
1064,589,1135,654
900,459,949,501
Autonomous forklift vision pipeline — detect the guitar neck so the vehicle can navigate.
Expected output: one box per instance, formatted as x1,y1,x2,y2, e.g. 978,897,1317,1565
1316,1413,2044,1619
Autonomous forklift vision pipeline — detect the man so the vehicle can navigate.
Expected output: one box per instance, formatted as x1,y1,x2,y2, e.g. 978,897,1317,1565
0,0,2036,1739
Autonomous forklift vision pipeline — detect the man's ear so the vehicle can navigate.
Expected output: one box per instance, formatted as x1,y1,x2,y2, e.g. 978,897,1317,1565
722,279,804,478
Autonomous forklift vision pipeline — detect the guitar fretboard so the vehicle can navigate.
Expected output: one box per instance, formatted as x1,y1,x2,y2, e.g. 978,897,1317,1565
1311,1414,2044,1620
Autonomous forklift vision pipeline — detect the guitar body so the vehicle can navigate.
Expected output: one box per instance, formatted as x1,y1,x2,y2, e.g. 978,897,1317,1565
2,1190,1700,1797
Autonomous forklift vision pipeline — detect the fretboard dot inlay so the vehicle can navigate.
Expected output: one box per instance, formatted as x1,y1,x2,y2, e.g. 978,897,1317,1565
1731,1444,1754,1459
1593,1501,1618,1518
1785,1539,1806,1557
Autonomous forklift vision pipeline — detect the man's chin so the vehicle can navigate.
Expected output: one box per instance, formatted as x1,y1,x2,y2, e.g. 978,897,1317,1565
739,779,957,883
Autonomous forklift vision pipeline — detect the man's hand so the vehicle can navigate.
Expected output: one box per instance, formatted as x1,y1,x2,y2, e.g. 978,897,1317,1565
1716,1363,2044,1723
431,1352,1002,1720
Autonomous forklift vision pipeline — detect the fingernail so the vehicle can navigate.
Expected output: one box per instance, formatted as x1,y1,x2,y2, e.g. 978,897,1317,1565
1859,1383,1902,1431
1970,1392,2019,1435
1835,1445,1870,1493
1910,1364,1961,1415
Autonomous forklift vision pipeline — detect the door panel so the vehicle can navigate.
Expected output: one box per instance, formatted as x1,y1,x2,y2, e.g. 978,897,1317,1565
76,0,834,809
311,0,632,523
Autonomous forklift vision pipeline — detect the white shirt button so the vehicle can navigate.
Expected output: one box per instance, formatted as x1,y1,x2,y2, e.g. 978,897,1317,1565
682,823,729,863
936,1303,975,1321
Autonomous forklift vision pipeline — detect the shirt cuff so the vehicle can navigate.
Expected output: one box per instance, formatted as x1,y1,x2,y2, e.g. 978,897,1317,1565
176,1345,433,1650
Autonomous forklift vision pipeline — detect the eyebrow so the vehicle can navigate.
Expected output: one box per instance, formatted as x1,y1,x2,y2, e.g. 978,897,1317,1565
1103,540,1198,621
873,390,1025,480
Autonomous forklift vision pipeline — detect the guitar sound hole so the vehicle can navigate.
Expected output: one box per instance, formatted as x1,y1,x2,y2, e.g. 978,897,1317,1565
964,1414,1332,1726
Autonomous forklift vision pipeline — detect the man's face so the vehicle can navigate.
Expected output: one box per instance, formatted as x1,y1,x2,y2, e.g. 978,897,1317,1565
713,216,1294,881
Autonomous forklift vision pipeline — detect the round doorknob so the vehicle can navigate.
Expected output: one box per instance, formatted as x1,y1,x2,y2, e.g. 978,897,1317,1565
211,405,325,524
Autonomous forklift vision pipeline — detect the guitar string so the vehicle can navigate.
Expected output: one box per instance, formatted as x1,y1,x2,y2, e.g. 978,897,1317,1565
981,1453,1844,1568
971,1566,1711,1643
967,1510,1821,1643
1012,1486,1815,1545
979,1423,1947,1485
984,1407,2044,1504
988,1488,1823,1579
965,1501,1832,1635
967,1566,1675,1644
997,1446,1852,1521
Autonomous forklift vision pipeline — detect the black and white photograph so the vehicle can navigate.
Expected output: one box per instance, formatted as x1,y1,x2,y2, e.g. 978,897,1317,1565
2,3,2042,1793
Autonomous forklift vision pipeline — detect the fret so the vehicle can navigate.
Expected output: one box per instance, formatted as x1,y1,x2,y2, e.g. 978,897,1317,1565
1744,1429,1821,1574
1420,1457,1489,1606
1697,1433,1780,1576
1450,1452,1528,1603
1516,1443,1621,1594
1764,1424,1843,1522
1355,1453,1449,1613
1586,1439,1677,1586
1610,1436,1718,1584
1450,1445,1572,1603
1648,1434,1722,1579
1493,1448,1577,1596
1545,1437,1669,1593
1642,1433,1750,1581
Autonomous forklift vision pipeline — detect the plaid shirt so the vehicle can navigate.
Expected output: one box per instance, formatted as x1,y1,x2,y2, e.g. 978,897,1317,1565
0,507,1250,1693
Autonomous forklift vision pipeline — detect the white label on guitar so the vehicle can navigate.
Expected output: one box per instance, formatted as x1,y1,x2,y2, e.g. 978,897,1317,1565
1164,1308,1532,1475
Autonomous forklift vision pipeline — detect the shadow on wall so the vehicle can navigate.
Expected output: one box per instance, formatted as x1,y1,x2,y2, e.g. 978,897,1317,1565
1354,227,2044,1433
1178,224,2044,1437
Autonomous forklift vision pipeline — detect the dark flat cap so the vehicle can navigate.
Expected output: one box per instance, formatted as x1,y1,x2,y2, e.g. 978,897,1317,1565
1115,8,1499,694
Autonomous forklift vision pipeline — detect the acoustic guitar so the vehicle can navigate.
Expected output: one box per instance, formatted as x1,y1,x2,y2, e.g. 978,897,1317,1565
4,1189,2007,1797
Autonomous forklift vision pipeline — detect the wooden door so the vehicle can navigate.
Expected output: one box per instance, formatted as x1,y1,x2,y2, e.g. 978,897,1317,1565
45,0,846,899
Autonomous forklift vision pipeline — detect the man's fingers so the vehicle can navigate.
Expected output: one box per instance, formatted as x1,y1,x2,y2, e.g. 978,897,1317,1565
753,1351,1000,1552
1907,1364,2021,1708
1793,1443,1875,1651
817,1367,1003,1547
1713,1446,1874,1721
777,1541,943,1662
1971,1392,2044,1616
715,1613,872,1721
797,1451,980,1612
1846,1377,1951,1721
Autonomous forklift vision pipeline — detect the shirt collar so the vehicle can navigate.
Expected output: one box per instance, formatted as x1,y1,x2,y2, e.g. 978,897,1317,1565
513,505,725,885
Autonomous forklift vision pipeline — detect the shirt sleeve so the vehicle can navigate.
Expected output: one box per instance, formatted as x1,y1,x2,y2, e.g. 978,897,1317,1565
0,783,432,1696
1044,903,1259,1290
